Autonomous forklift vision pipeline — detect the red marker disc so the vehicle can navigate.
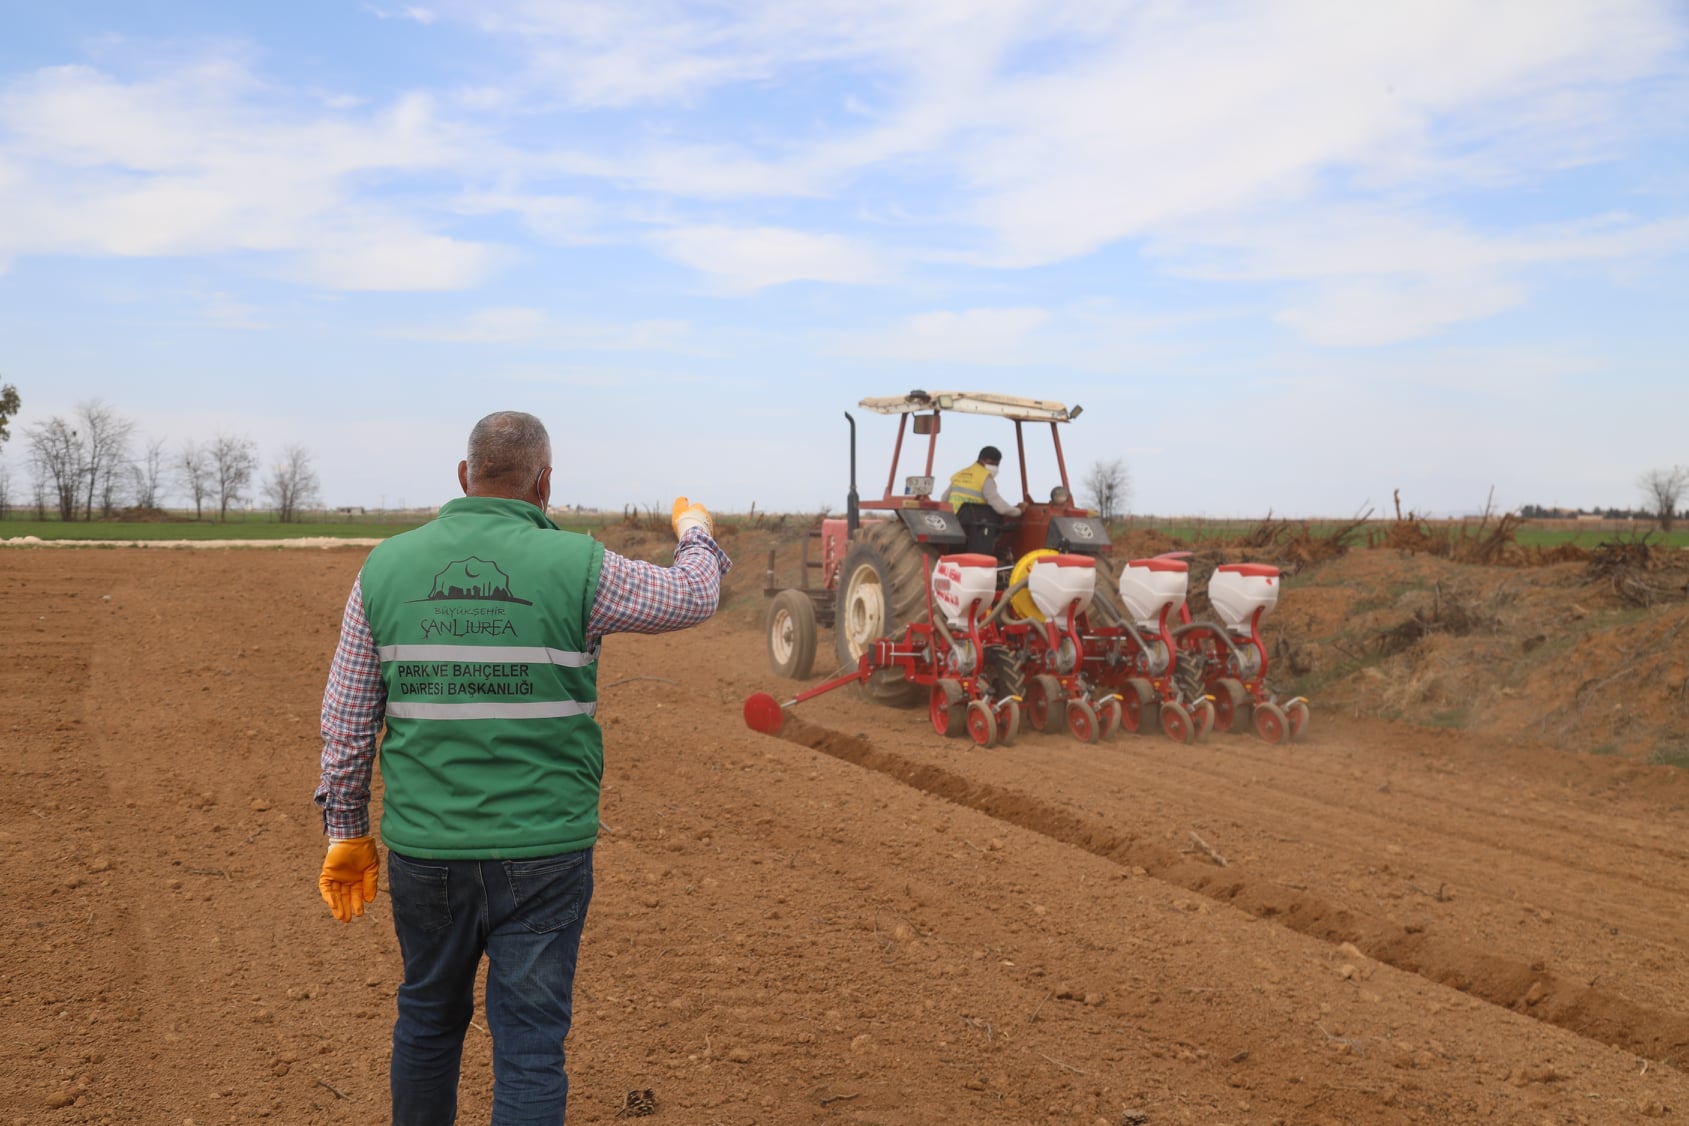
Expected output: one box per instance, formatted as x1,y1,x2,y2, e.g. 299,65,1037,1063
743,692,786,735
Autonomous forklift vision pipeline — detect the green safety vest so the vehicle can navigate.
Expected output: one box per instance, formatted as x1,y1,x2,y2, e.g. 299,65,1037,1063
948,462,990,510
359,496,606,859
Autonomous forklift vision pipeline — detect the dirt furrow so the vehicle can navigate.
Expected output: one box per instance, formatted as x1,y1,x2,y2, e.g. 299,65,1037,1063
765,712,1689,1066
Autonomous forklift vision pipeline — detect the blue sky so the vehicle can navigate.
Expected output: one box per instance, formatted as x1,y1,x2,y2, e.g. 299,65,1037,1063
2,0,1686,516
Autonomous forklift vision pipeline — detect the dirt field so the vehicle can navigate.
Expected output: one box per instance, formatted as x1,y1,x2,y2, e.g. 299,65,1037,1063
3,538,1687,1125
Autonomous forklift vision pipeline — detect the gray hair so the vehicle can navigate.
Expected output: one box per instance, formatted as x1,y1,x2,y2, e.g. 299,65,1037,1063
465,411,551,490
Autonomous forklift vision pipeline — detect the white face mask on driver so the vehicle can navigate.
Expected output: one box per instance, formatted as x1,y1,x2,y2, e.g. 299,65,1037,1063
984,463,1000,478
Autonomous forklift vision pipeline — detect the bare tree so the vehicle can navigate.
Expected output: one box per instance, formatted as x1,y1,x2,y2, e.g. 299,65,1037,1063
209,433,258,521
1083,458,1132,523
25,416,84,522
1639,466,1688,533
75,400,134,521
131,436,170,510
263,444,321,523
0,459,11,519
178,441,213,519
29,457,48,519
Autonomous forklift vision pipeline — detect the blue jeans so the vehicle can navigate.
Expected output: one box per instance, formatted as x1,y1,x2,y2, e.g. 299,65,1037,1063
387,848,594,1126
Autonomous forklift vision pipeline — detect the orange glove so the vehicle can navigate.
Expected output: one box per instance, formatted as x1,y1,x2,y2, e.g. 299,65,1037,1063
319,836,380,923
671,496,713,539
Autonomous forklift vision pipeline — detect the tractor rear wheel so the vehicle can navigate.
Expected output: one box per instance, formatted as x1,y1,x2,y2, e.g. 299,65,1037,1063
835,520,941,707
766,590,818,679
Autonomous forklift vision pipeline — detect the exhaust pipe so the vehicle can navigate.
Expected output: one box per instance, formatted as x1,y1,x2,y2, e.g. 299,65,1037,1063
845,411,859,535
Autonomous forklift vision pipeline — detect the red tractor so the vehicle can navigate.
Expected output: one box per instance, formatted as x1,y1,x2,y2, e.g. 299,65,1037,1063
753,390,1119,741
763,392,1112,671
750,390,1307,746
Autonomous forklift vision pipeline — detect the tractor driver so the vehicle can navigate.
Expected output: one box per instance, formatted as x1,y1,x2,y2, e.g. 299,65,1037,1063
943,445,1022,557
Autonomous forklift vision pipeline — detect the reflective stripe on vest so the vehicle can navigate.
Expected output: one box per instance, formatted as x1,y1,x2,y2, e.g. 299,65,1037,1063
948,462,990,510
386,699,599,720
377,643,598,668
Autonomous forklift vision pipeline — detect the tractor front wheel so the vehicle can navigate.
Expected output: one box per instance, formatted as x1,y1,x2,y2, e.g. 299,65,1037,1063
766,590,818,679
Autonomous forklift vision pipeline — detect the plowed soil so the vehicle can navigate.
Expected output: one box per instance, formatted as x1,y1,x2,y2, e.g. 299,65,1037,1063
3,542,1687,1125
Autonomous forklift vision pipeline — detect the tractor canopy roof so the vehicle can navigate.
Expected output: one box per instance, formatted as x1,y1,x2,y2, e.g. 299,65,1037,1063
858,390,1077,423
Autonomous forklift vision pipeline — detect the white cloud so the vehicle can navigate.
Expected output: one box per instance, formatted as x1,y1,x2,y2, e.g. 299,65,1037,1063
651,224,884,291
365,5,438,25
384,0,1689,341
838,301,1193,371
0,61,500,290
292,231,506,291
3,1,1686,331
1274,275,1526,347
454,189,603,244
842,307,1049,365
394,306,692,350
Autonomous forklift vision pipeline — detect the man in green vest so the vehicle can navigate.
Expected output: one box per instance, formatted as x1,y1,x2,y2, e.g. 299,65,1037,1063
942,444,1023,556
313,410,731,1125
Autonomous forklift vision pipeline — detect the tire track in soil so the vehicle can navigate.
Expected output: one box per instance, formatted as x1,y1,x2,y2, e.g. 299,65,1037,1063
770,714,1689,1067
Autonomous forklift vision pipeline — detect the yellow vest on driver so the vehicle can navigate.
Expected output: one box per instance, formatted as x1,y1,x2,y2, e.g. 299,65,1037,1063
948,463,990,510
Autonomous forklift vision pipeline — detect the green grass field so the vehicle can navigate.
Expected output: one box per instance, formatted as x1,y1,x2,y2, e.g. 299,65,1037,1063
5,512,1685,549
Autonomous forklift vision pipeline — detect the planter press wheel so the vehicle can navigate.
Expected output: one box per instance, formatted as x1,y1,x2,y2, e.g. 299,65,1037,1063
1119,678,1160,734
930,679,967,738
1253,701,1289,745
834,520,940,708
766,589,818,679
1211,678,1249,734
1160,699,1195,745
1193,698,1216,741
1097,696,1123,740
966,699,999,748
1286,699,1310,741
1066,698,1101,745
996,699,1022,747
1025,674,1067,733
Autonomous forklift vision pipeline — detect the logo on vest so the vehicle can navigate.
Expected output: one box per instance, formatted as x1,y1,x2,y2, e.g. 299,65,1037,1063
417,557,533,605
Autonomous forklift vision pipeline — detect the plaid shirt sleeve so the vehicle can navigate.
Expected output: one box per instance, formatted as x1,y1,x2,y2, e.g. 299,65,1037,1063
314,575,384,839
587,527,733,639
